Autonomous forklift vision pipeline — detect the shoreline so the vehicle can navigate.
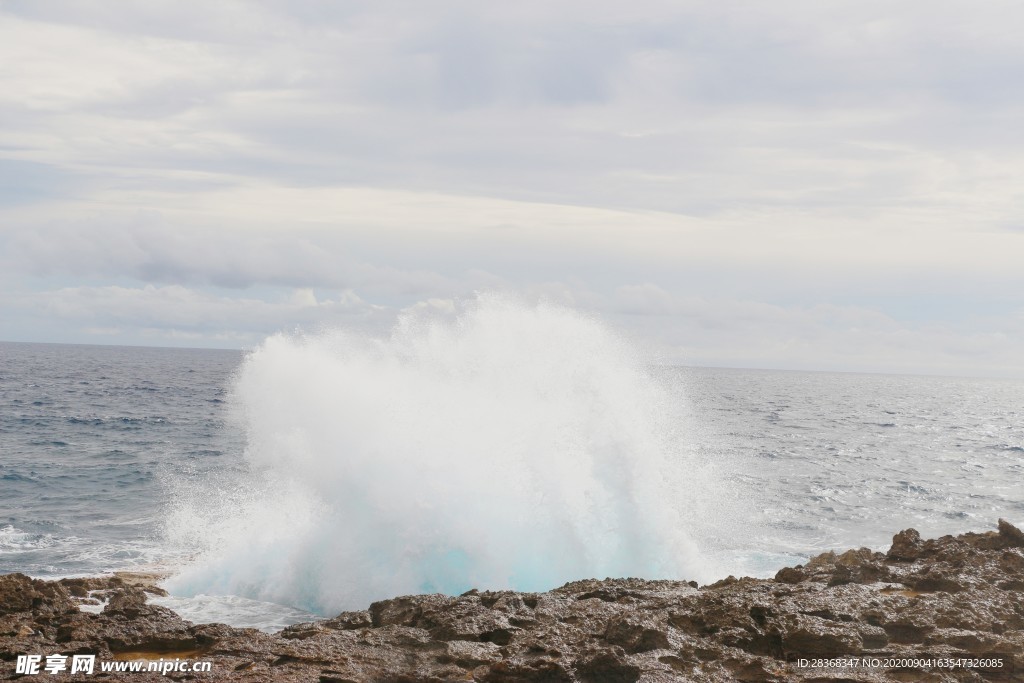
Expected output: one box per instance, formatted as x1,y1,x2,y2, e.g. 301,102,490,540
2,521,1023,682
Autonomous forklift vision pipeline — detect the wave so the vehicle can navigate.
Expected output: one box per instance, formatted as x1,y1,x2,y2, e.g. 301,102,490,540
0,525,57,552
163,295,733,615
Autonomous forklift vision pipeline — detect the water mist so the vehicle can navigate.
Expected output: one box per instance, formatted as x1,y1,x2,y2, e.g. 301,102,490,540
165,295,724,615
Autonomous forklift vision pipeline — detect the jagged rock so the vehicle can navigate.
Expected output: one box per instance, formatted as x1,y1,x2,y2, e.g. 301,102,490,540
773,567,805,584
104,586,150,616
887,528,923,561
998,518,1024,547
603,615,671,652
780,613,863,655
0,574,75,617
2,521,1023,681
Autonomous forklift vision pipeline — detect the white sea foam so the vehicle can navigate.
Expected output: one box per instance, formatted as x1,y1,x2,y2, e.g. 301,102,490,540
0,525,56,552
163,295,731,615
149,594,316,633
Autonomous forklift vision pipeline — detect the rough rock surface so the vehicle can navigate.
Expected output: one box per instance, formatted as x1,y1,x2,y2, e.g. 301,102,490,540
2,521,1023,681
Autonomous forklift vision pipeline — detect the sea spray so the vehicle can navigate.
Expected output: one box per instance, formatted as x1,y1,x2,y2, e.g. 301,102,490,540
164,295,726,615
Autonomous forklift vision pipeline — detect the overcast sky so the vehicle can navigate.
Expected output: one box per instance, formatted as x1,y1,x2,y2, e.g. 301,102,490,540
1,0,1022,376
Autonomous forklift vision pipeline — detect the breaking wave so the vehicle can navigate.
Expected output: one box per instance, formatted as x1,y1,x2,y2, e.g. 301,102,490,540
164,295,729,615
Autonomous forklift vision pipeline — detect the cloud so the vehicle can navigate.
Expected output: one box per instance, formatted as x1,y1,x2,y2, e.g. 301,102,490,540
1,206,480,297
6,1,1024,213
0,159,81,206
3,184,1020,304
603,284,1024,377
6,279,1019,377
1,2,1023,375
11,284,389,345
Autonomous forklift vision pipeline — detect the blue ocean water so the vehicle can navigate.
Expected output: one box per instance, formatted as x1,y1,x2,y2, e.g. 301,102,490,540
0,342,243,576
2,328,1023,628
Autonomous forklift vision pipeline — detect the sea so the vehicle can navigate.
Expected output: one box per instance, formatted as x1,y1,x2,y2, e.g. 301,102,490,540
2,303,1023,631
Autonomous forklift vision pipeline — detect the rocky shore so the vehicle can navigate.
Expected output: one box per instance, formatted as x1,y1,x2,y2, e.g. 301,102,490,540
2,521,1023,682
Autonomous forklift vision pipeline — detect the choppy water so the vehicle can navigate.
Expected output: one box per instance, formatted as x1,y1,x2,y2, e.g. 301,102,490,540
0,342,242,575
679,367,1024,572
1,313,1022,630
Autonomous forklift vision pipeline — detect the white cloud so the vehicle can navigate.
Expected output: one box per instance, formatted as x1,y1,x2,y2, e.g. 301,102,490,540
1,267,1019,375
1,1,1023,375
603,285,1024,377
10,284,388,345
3,185,1020,297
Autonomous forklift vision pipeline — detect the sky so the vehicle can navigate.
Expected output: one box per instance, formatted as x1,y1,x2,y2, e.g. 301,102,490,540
1,0,1022,377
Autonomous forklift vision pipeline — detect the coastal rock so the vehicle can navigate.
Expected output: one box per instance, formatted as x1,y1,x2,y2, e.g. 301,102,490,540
999,518,1024,547
887,528,923,561
2,521,1023,681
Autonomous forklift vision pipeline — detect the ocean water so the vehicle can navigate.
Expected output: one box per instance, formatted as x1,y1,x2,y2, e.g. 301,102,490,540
2,300,1023,630
0,342,242,575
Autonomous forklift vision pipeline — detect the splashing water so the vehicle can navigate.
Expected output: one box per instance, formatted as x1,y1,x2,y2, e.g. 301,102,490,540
164,295,726,615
